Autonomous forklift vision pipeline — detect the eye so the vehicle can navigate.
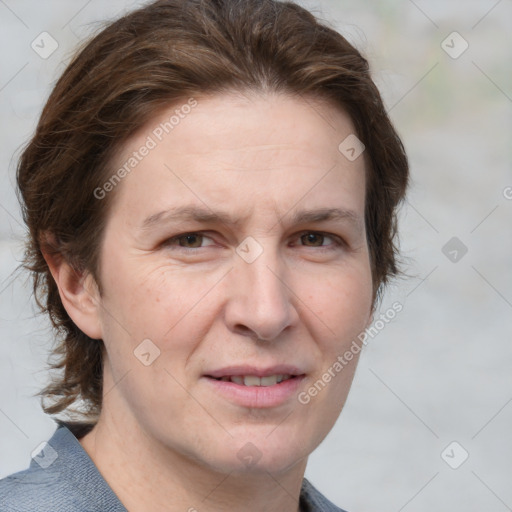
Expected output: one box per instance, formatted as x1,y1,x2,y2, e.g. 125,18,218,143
297,231,341,248
300,232,330,247
163,232,216,249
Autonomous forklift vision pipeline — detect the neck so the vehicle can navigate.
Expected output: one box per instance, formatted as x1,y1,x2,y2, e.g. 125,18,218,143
79,410,307,512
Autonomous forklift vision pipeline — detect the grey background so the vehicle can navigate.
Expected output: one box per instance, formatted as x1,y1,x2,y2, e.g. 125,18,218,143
1,1,511,511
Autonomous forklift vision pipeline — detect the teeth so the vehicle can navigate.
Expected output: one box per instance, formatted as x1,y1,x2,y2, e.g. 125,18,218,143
216,374,293,386
260,375,278,386
243,375,261,386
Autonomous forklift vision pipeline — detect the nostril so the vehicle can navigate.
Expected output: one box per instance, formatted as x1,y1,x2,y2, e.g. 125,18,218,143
233,324,257,338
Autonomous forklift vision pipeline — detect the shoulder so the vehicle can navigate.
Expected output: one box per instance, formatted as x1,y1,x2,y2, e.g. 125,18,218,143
0,422,125,512
300,477,349,512
0,461,87,512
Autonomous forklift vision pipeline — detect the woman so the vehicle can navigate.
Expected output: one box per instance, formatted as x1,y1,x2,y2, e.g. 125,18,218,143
0,0,408,510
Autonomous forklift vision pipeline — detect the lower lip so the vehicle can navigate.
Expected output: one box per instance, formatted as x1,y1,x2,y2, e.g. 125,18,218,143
203,376,305,408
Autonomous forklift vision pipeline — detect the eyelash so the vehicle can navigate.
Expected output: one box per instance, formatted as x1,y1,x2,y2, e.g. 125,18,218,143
162,231,345,252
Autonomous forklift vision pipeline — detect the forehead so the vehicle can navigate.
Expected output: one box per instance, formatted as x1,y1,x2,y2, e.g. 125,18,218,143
105,91,366,226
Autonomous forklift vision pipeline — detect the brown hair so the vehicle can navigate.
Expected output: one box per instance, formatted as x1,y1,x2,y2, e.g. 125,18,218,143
17,0,408,421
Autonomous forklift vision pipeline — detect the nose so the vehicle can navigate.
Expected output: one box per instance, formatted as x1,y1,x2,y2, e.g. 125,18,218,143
223,245,299,341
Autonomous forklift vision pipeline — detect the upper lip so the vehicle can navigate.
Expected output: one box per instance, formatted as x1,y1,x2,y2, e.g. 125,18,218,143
205,365,305,378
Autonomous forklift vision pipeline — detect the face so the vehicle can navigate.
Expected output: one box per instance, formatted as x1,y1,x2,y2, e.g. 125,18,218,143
91,91,373,475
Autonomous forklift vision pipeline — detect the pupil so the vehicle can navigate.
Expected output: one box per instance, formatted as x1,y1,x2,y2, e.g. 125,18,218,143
181,234,202,247
304,233,322,246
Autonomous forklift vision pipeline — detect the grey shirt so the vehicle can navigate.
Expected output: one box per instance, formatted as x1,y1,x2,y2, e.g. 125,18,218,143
0,422,347,511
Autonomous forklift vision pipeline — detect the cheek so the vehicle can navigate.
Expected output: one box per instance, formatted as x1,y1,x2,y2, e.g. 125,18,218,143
99,256,220,363
300,262,373,346
100,251,177,324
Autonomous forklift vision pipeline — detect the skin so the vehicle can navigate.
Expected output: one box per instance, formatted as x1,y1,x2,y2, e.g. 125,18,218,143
45,91,374,512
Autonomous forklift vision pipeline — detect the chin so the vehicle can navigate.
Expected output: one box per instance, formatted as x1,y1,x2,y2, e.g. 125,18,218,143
208,429,313,476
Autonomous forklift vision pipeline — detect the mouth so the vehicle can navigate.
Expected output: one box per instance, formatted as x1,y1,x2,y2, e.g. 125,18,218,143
203,365,306,408
209,374,298,386
204,364,305,384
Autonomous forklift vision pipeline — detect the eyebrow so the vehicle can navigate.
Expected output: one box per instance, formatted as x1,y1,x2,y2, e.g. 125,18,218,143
139,205,363,232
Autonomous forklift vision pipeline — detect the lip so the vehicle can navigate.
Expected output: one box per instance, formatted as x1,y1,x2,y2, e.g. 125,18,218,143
203,365,306,408
203,375,305,408
205,365,303,379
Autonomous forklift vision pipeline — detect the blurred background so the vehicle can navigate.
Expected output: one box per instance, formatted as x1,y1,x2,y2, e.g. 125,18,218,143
0,1,511,510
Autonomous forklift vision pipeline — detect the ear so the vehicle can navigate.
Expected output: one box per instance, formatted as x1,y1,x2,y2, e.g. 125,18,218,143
41,236,103,340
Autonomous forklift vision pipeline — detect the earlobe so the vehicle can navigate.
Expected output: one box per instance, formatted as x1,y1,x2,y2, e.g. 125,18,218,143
41,239,103,340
